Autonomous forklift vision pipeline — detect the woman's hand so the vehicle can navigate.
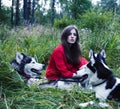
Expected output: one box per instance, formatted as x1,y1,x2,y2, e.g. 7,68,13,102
72,72,77,77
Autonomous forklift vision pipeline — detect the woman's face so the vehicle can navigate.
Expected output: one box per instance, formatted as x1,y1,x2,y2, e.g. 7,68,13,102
67,29,77,44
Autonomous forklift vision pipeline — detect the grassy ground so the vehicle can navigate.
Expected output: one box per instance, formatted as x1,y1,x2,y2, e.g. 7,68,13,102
0,25,120,109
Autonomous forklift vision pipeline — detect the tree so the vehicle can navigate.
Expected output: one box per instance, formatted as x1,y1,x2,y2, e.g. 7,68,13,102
0,5,11,25
100,0,117,13
57,0,92,19
23,0,31,25
28,0,31,22
31,0,35,23
51,0,55,26
15,0,20,26
11,0,15,27
70,0,92,19
116,2,120,15
0,0,1,11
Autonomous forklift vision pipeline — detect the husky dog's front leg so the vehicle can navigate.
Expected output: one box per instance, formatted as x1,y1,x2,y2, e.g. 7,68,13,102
95,92,112,108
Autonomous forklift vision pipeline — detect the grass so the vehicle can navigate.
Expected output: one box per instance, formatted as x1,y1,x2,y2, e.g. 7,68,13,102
0,25,120,109
0,85,95,109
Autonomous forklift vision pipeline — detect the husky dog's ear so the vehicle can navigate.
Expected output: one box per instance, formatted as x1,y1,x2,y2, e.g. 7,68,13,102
89,49,94,58
100,49,106,58
16,52,24,64
11,60,20,71
89,49,95,66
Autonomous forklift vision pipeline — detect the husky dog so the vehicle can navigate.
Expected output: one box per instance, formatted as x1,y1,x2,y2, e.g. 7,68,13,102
11,52,83,89
11,52,46,86
76,49,120,108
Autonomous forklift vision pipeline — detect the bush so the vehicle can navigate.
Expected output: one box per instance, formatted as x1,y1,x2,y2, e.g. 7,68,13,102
0,6,11,26
54,16,77,29
80,9,113,32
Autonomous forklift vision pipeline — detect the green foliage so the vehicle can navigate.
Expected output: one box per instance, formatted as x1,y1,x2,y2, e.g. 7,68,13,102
54,17,77,29
100,0,118,13
0,6,11,25
69,0,92,19
0,25,11,40
80,9,113,31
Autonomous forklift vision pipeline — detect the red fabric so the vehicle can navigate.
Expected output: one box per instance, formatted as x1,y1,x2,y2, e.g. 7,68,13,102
46,44,88,80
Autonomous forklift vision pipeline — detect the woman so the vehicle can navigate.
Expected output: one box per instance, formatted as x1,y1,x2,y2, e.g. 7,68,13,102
46,25,88,81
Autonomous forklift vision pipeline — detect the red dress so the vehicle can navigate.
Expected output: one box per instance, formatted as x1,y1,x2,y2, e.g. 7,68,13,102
46,44,88,80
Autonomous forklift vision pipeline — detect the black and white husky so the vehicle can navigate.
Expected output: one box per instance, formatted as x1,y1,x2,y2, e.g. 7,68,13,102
11,52,46,86
76,49,120,108
11,52,82,89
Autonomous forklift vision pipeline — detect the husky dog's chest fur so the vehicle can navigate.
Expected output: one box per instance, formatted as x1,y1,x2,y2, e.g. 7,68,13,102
93,78,120,100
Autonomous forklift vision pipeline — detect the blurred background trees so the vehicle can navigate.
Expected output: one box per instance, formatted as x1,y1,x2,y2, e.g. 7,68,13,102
0,0,119,28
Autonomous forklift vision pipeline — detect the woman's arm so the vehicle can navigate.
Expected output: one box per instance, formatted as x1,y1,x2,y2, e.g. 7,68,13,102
53,50,74,78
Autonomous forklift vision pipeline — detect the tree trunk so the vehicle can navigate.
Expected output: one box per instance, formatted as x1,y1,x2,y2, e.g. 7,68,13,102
28,0,31,22
0,0,1,11
23,0,31,25
51,0,55,27
23,0,28,25
31,0,35,24
15,0,20,26
113,2,117,19
11,0,14,27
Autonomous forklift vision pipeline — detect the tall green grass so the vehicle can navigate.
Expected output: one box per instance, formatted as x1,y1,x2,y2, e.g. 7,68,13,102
81,29,120,67
0,25,120,109
0,25,60,87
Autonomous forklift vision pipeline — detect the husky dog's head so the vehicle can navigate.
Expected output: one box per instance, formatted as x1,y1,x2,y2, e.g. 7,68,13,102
11,52,45,79
76,49,112,86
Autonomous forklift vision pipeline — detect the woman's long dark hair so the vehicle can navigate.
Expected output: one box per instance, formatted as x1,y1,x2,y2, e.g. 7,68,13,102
61,25,82,65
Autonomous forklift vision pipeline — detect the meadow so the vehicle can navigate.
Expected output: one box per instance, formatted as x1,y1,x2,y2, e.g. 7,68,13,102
0,24,120,109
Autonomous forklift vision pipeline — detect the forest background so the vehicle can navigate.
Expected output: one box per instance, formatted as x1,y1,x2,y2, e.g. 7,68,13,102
0,0,120,109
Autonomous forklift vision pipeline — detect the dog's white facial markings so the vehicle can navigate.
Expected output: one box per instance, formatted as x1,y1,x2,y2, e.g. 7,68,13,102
16,52,24,64
30,58,44,70
77,66,105,88
24,58,44,77
76,65,92,84
77,65,88,77
89,72,104,86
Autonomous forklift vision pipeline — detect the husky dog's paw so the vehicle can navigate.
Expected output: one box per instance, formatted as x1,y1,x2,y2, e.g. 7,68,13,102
79,101,94,107
27,78,40,86
27,78,49,87
99,102,111,108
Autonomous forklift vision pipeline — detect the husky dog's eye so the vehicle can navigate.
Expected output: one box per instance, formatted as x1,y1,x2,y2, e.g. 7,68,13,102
32,62,35,64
